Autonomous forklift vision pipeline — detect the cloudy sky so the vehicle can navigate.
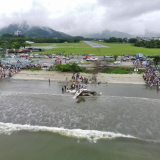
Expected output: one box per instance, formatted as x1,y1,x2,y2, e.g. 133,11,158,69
0,0,160,36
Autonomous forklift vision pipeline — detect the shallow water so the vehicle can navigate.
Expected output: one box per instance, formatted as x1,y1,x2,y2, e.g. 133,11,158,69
0,79,160,160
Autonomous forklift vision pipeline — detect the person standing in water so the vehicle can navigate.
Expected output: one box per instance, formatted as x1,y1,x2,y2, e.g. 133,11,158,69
62,87,64,93
49,79,50,85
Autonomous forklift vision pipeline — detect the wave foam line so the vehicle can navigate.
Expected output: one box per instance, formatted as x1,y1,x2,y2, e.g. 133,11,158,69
101,95,160,102
0,91,72,97
0,122,136,143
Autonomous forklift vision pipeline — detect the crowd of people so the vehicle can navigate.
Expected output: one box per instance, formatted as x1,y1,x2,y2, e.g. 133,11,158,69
62,72,99,93
0,65,21,79
71,72,89,84
143,66,160,88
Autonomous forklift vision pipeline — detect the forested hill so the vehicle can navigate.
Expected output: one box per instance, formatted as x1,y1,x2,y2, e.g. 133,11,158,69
83,30,134,39
0,24,72,38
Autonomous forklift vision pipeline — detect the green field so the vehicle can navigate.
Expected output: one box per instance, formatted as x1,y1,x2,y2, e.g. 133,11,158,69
32,41,91,48
31,41,160,56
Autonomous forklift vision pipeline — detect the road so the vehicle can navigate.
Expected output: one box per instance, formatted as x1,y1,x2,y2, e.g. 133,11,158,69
31,56,134,68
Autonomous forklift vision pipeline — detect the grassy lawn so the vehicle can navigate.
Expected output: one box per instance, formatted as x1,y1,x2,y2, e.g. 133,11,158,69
92,41,160,55
32,41,91,48
31,41,160,56
31,43,55,46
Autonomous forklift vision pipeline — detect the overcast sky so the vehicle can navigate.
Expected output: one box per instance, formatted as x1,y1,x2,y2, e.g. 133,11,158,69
0,0,160,36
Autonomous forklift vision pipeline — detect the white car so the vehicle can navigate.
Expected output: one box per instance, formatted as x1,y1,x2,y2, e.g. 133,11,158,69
114,61,121,65
11,55,16,58
44,55,48,58
66,57,70,60
43,63,48,67
86,58,93,61
93,57,98,60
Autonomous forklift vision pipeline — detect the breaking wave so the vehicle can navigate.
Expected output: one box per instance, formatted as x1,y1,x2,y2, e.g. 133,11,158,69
0,122,136,143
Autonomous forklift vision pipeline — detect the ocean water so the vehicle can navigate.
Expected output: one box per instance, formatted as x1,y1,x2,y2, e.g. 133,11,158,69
0,79,160,160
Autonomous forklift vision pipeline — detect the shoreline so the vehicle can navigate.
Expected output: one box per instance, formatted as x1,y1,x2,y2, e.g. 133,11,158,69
11,70,145,84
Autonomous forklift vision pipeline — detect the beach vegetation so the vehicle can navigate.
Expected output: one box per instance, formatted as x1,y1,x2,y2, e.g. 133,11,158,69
55,63,86,72
101,67,134,74
23,67,42,71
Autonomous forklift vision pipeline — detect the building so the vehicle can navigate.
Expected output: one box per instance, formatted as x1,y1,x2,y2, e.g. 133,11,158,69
136,37,151,41
26,41,34,44
14,30,22,36
152,37,160,40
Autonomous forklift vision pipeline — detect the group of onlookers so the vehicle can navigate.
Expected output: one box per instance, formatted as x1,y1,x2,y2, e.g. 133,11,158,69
143,66,160,87
0,65,21,79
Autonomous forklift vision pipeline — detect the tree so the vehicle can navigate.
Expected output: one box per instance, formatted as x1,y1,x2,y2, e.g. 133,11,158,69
0,42,11,54
151,56,160,68
21,42,31,48
109,37,117,43
114,55,118,61
12,42,21,49
129,38,137,43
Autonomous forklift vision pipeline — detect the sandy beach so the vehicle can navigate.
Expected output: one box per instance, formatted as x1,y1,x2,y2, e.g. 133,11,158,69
11,70,145,84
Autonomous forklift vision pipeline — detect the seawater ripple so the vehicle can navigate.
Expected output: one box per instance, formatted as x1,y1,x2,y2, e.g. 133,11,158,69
1,91,160,102
0,122,136,143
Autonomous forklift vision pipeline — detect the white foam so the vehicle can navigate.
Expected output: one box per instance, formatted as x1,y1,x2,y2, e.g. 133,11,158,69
0,91,72,97
0,122,136,143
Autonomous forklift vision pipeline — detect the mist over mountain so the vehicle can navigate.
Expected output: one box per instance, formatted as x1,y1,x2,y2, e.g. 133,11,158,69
0,23,72,38
1,23,159,39
144,30,160,38
83,30,134,39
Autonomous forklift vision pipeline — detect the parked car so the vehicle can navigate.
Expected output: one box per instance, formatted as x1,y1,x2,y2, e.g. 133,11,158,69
131,57,136,60
43,55,48,58
66,57,70,60
139,57,146,61
114,61,121,65
38,55,43,58
43,63,48,67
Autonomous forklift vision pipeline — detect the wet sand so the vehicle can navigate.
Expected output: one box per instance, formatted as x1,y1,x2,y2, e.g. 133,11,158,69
11,70,145,84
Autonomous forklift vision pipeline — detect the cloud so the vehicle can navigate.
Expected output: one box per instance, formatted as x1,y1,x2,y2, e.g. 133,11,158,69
0,0,160,36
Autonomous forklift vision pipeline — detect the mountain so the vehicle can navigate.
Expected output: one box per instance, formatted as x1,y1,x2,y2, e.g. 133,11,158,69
0,23,72,38
144,30,160,38
83,30,134,39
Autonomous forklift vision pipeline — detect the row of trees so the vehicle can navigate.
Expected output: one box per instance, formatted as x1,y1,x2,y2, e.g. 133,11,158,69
104,37,137,43
134,40,160,48
0,34,80,43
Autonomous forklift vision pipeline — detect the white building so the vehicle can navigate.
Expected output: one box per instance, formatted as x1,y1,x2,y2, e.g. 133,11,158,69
152,37,160,40
26,41,34,44
14,30,22,36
